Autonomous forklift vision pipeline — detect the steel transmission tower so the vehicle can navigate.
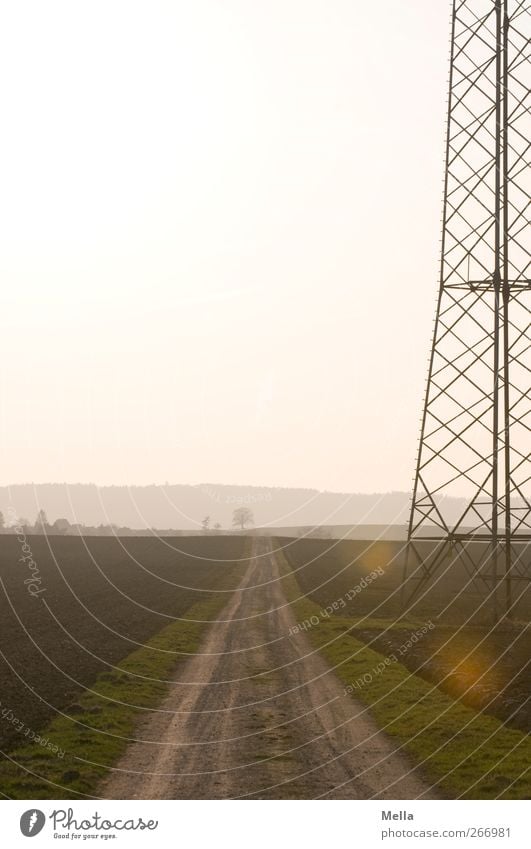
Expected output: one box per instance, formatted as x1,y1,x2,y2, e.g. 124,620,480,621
403,0,530,620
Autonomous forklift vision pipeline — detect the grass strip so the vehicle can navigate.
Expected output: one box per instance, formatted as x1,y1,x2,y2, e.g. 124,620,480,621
0,555,247,799
278,547,530,799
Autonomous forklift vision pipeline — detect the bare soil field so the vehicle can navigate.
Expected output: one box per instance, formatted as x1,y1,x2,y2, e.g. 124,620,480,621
281,537,531,733
0,535,246,758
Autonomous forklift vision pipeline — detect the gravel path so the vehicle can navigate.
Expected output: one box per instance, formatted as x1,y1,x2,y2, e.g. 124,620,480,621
103,537,435,799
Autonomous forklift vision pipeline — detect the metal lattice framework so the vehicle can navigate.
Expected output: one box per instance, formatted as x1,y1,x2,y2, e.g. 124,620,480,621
403,0,530,620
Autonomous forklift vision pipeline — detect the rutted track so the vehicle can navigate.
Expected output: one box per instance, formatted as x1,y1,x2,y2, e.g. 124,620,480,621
104,538,434,799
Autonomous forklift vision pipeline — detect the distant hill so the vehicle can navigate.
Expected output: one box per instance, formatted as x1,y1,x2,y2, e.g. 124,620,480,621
255,524,411,540
0,483,473,532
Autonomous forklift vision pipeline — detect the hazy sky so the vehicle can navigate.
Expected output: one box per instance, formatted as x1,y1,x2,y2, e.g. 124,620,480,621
0,1,451,492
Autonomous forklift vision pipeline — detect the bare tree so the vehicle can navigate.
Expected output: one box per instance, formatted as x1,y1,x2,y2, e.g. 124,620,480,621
201,516,211,533
213,522,222,532
232,507,254,530
34,509,49,533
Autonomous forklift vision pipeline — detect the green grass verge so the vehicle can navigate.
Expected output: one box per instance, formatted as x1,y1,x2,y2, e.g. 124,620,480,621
278,548,530,800
0,556,247,800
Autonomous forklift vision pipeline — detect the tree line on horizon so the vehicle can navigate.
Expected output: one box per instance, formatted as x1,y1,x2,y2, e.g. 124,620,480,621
0,507,257,536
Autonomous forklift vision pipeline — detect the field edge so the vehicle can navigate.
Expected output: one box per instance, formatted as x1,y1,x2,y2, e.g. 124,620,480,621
275,541,531,800
0,543,250,800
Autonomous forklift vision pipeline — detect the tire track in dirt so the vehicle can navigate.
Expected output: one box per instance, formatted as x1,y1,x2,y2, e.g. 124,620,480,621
103,537,435,799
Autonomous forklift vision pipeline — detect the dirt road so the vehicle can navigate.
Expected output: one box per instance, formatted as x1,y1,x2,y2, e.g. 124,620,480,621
103,538,435,799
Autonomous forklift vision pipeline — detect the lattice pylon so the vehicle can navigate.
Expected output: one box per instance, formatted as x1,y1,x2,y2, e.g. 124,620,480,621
402,0,530,621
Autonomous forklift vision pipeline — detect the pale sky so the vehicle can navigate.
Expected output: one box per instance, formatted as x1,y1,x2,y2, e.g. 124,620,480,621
0,1,450,492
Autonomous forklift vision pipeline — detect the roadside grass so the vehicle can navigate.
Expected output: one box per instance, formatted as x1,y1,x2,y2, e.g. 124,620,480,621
277,548,531,800
0,556,247,800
